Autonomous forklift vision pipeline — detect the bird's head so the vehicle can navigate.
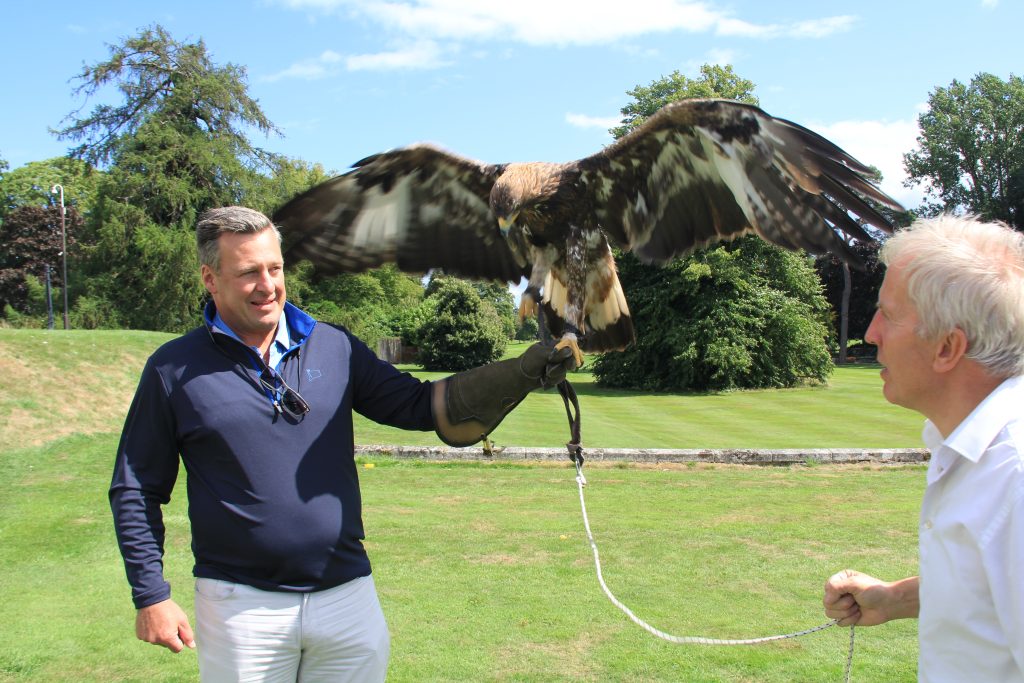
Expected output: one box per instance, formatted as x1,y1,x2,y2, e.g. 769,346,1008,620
490,162,563,238
490,182,521,238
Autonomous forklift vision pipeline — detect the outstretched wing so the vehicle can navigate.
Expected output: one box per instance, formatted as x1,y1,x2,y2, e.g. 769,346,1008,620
274,144,528,282
578,99,903,267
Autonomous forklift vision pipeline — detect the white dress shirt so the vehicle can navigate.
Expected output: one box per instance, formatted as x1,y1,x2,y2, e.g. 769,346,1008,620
918,375,1024,682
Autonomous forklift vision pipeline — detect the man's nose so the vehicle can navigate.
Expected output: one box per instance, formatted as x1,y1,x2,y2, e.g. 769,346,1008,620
256,269,275,292
864,310,881,345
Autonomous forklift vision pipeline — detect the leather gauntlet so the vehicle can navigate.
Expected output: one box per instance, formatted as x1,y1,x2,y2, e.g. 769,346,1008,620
432,343,576,447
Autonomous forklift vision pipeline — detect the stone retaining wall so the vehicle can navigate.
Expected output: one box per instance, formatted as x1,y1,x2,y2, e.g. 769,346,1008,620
355,444,929,465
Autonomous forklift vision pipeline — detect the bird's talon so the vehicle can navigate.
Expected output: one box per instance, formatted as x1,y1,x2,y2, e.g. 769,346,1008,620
555,337,584,369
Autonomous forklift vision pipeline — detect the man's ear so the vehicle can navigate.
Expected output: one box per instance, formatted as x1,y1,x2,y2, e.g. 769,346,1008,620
933,327,969,373
201,264,217,296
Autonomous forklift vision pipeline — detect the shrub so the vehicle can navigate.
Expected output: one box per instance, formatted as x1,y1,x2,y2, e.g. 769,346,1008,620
592,237,833,391
417,278,507,371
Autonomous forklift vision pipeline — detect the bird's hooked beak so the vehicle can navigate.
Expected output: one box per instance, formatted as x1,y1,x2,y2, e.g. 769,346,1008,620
497,211,519,237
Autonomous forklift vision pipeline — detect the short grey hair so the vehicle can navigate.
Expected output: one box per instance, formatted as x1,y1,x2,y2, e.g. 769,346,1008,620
196,206,282,272
880,214,1024,378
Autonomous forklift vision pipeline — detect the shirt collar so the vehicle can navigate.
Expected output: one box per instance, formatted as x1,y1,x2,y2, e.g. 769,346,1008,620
923,375,1023,483
211,308,290,353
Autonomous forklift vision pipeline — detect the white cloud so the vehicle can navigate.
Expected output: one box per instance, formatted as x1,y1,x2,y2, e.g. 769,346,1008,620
981,0,999,8
274,0,855,46
262,50,344,82
345,40,451,71
705,47,737,65
565,112,621,130
716,14,854,38
262,42,449,80
809,118,925,210
786,15,857,38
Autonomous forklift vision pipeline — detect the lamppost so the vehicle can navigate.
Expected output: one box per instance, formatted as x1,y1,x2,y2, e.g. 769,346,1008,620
50,184,69,330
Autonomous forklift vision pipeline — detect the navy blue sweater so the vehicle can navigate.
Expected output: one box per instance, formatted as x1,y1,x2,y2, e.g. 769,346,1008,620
110,302,435,608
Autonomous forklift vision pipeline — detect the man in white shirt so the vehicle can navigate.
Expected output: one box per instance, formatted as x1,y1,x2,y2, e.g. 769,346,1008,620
823,215,1024,681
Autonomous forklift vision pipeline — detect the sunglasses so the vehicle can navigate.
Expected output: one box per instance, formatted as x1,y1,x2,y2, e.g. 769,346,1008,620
259,372,310,419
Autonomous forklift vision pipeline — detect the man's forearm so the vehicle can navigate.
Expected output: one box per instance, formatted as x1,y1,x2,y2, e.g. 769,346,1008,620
883,576,921,620
432,344,575,447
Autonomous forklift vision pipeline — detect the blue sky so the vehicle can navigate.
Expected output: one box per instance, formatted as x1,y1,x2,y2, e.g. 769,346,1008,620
2,0,1019,211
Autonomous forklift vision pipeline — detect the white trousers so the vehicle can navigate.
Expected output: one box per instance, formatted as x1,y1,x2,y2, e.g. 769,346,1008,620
194,575,390,683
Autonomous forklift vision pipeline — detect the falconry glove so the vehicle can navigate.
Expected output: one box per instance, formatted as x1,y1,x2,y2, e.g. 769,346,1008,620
433,343,577,447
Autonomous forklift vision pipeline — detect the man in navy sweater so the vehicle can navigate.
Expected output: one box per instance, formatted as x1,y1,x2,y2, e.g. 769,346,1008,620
110,206,575,682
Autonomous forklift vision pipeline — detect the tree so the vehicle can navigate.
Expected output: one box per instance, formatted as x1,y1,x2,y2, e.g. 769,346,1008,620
610,64,756,138
286,262,425,350
55,24,278,169
54,24,281,332
0,204,82,316
904,73,1024,228
515,314,539,342
815,241,885,347
594,238,832,391
0,157,100,219
251,156,332,219
591,66,835,390
472,280,516,338
417,277,507,371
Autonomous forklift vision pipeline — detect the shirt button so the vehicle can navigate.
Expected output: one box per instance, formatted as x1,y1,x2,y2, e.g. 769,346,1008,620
924,520,933,529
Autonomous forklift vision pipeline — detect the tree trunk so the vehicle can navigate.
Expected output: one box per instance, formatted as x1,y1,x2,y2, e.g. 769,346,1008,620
839,261,851,364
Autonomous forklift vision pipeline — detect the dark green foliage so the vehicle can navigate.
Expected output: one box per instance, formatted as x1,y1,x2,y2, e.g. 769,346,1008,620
70,295,123,330
393,297,437,348
472,280,516,338
51,24,281,333
593,66,834,391
287,262,424,350
54,24,278,169
609,64,757,138
904,72,1024,227
814,240,885,343
75,193,205,332
250,156,332,218
515,314,539,342
592,237,833,391
417,277,507,371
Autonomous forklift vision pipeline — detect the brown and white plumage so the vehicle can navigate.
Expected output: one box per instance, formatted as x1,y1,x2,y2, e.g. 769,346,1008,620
274,98,903,364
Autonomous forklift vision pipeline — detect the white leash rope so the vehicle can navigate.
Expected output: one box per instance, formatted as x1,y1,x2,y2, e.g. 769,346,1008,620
573,462,855,681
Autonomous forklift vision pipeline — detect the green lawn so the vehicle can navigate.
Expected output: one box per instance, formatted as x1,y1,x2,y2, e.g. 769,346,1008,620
358,343,923,450
0,329,923,681
1,437,921,682
1,329,924,453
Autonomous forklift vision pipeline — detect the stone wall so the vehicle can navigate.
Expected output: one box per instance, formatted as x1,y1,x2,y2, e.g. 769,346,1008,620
355,444,928,465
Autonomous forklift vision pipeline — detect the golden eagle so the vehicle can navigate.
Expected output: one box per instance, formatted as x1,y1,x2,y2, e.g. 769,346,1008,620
274,98,902,365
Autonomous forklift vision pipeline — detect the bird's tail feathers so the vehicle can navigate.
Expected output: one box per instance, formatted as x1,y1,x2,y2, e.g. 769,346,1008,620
540,270,635,353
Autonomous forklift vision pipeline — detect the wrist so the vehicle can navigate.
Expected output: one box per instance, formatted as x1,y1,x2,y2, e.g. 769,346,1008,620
882,576,920,620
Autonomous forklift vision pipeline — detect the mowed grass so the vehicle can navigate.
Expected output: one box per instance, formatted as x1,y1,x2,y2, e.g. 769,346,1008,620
359,344,923,450
1,439,922,682
1,329,924,453
0,329,923,681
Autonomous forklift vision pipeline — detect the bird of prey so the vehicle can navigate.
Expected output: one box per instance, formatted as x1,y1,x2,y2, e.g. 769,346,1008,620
273,98,903,366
